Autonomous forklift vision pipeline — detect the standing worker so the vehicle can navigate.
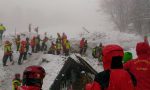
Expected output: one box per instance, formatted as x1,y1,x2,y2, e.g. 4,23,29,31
56,39,62,55
35,35,41,53
0,24,6,42
3,40,13,66
30,36,36,53
41,36,48,51
18,40,26,65
65,40,71,56
15,35,21,51
62,33,67,54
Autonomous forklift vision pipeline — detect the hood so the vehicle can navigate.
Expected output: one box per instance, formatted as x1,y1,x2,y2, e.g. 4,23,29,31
123,52,133,63
102,44,124,70
136,42,150,59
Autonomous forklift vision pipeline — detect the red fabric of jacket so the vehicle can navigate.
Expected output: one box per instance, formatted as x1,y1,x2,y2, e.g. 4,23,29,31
85,44,134,90
80,39,84,48
124,42,150,90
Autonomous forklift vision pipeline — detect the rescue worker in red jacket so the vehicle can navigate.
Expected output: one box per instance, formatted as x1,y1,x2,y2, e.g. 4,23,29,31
18,65,46,90
18,40,26,65
80,38,85,55
124,42,150,90
85,44,135,90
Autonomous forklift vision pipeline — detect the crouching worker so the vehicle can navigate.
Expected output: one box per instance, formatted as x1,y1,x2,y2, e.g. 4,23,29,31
18,65,46,90
12,73,22,90
85,44,136,90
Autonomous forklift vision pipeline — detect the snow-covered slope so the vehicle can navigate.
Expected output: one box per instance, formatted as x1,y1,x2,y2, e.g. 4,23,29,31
40,54,67,90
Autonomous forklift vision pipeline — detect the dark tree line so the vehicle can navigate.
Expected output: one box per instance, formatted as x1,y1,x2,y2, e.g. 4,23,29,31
103,0,150,35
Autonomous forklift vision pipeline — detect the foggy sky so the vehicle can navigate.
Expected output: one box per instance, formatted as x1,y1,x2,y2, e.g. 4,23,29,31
0,0,102,37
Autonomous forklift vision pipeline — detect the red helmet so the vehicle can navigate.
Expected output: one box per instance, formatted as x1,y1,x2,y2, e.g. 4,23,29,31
15,73,21,79
102,44,124,70
22,66,46,88
23,66,45,79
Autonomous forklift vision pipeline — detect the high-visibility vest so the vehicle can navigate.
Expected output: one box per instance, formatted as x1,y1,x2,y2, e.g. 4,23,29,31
56,43,61,50
66,42,71,49
4,44,11,53
0,25,6,31
12,80,21,90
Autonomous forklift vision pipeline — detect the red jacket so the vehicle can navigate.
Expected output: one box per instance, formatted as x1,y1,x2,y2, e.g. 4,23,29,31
80,39,85,48
124,42,150,90
19,42,26,53
85,45,135,90
18,86,40,90
30,39,35,47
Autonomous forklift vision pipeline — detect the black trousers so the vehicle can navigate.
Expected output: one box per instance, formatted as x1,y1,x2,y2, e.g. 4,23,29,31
32,46,35,53
18,53,25,65
3,54,13,66
65,49,69,56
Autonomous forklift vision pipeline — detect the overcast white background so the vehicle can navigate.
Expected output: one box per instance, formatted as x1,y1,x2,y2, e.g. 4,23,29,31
0,0,109,37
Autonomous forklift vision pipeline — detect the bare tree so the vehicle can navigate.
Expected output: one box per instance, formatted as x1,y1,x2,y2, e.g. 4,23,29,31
103,0,150,35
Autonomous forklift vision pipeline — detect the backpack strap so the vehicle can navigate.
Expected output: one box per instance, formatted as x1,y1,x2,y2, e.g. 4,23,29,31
126,70,137,86
94,70,110,90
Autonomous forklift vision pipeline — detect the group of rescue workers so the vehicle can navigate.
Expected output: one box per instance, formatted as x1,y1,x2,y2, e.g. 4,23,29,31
11,36,150,90
1,24,150,90
48,33,71,56
85,36,150,90
3,32,72,66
